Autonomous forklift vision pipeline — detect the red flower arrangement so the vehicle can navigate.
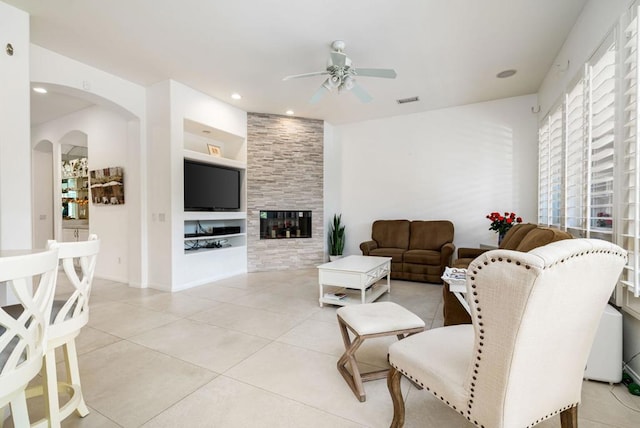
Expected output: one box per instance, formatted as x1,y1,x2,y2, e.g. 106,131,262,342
486,212,523,236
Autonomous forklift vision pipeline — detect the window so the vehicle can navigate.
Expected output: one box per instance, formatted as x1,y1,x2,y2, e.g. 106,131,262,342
538,36,616,239
565,75,586,233
588,41,616,239
620,8,640,298
538,104,563,227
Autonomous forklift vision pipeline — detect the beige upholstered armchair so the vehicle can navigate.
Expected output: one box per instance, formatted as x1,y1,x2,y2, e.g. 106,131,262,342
387,239,626,428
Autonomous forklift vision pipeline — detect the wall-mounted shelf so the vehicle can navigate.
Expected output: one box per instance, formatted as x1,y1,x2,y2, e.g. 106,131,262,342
183,149,246,170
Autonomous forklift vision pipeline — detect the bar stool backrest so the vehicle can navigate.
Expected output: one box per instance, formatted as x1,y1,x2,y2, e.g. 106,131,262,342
0,249,59,406
47,235,99,340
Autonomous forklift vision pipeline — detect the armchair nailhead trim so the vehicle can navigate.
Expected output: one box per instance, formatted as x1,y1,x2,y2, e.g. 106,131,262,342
524,403,578,428
460,246,627,428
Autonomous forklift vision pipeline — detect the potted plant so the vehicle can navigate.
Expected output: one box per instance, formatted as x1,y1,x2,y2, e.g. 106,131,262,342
329,214,345,261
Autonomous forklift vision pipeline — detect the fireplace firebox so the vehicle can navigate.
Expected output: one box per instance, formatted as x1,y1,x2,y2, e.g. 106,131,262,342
260,210,311,239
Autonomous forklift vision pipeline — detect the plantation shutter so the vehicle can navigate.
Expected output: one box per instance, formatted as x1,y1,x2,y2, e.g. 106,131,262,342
587,38,616,241
548,105,564,228
565,75,587,233
621,9,640,297
538,119,551,225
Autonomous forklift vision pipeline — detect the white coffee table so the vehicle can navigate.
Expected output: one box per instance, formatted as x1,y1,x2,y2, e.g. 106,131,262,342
317,255,392,307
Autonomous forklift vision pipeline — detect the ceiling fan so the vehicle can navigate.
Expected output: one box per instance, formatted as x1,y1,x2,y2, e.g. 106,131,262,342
283,40,397,104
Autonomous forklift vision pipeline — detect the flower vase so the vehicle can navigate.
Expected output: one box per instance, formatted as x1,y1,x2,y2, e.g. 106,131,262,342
498,231,506,246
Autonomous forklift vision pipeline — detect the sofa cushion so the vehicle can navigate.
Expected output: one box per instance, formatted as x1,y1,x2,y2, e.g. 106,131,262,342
370,248,406,263
404,249,442,265
515,227,573,252
452,257,473,269
409,220,454,250
372,220,410,249
500,223,538,250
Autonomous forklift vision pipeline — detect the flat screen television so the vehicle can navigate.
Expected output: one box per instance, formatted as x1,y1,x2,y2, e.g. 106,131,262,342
184,159,241,211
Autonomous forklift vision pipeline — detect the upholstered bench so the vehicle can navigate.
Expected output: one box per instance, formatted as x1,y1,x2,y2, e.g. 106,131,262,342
336,302,425,401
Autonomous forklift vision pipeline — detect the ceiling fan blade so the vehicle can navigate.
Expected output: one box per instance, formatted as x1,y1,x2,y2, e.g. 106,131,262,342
354,68,397,79
350,83,373,103
310,85,329,104
330,51,347,67
282,71,328,81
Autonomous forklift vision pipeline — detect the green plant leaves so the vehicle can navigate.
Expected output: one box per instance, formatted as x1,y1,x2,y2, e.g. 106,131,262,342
329,214,345,255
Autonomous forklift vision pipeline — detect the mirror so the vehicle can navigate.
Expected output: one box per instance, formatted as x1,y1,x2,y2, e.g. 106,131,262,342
61,143,89,222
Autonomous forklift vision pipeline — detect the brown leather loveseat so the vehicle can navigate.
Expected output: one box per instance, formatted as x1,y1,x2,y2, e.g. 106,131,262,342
359,220,455,283
443,223,573,325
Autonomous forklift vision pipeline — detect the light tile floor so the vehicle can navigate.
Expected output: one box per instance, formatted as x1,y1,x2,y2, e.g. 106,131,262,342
13,269,640,427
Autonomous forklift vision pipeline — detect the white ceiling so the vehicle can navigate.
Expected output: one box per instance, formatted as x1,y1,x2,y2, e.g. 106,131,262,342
8,0,588,125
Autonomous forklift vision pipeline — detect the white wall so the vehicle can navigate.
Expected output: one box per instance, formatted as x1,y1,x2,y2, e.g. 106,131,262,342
0,2,31,254
31,106,131,283
333,95,538,256
32,142,54,248
323,122,339,256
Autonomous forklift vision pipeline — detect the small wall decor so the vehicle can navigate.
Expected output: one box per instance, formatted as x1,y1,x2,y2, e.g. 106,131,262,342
90,167,125,205
207,144,221,157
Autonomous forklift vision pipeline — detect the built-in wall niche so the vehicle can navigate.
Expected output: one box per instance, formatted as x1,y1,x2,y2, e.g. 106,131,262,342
183,214,246,254
183,118,246,162
260,210,312,239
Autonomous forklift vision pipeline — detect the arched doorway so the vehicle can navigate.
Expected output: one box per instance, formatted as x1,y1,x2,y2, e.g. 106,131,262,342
29,82,143,286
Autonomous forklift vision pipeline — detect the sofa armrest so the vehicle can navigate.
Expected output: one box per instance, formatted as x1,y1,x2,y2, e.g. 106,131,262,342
440,242,456,267
457,247,489,259
360,240,378,255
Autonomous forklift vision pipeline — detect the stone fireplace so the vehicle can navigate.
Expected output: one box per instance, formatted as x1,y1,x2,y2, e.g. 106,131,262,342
246,113,324,271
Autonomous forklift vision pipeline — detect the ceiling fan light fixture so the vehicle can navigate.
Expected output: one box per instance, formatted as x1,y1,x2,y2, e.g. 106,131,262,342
342,75,355,91
323,77,338,90
283,40,396,103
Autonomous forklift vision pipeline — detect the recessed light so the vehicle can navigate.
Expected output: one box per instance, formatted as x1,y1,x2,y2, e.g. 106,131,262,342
231,93,242,100
496,69,517,79
285,110,294,115
33,87,47,94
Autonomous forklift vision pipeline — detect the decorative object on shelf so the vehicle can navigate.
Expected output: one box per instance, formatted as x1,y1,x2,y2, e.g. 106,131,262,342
329,213,345,261
89,167,125,205
61,157,89,179
486,211,522,244
207,144,221,157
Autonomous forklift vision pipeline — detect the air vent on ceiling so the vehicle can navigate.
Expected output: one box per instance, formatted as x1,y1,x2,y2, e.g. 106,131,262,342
396,96,420,104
